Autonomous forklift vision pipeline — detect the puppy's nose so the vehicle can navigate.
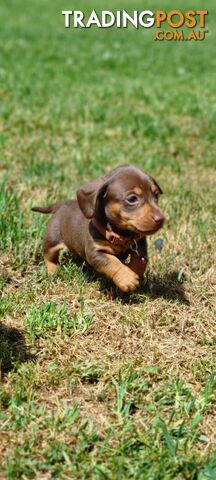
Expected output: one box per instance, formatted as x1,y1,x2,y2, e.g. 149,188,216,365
153,214,164,226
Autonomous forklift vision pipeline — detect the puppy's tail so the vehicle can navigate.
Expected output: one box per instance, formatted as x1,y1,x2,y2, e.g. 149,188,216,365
32,200,67,214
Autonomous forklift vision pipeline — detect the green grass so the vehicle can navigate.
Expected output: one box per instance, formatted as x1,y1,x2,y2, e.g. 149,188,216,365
25,299,95,340
0,0,216,478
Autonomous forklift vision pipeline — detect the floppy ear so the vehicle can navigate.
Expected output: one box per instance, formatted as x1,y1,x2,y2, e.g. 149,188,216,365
150,176,163,195
77,176,108,219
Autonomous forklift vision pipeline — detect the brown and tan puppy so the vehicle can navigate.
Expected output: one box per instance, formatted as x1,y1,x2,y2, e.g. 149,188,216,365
32,165,164,292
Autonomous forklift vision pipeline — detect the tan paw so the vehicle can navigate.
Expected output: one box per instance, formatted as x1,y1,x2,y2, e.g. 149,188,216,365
113,268,140,292
45,259,57,275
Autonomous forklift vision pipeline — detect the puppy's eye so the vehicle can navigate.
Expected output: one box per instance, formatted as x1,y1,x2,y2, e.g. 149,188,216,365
125,194,139,206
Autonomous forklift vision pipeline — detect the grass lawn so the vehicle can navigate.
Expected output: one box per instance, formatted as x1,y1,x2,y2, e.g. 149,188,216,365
0,0,216,478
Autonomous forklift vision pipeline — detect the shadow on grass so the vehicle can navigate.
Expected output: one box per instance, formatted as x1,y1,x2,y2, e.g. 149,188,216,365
98,270,190,305
143,270,189,304
61,256,189,306
0,324,34,377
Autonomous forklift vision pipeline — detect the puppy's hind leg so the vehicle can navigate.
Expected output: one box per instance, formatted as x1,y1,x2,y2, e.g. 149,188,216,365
44,243,65,275
43,216,66,275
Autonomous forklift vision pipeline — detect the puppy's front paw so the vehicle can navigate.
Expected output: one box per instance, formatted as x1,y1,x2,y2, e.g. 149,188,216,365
113,268,140,292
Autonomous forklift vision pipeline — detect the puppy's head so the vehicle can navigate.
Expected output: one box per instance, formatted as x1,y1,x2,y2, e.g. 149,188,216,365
77,165,165,235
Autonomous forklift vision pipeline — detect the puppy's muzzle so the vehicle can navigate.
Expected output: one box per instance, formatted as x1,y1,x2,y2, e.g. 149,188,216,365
152,213,165,228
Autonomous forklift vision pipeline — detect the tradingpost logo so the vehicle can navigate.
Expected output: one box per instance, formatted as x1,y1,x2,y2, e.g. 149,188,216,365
62,10,208,41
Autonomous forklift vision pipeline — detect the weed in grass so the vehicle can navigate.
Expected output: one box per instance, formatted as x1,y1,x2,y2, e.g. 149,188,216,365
112,374,133,417
25,301,71,340
72,298,95,333
25,298,95,340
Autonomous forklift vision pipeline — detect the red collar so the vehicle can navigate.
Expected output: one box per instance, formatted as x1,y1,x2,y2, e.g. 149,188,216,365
92,219,141,249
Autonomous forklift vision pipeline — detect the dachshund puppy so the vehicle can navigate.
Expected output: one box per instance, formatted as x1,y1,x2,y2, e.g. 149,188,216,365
32,165,164,292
